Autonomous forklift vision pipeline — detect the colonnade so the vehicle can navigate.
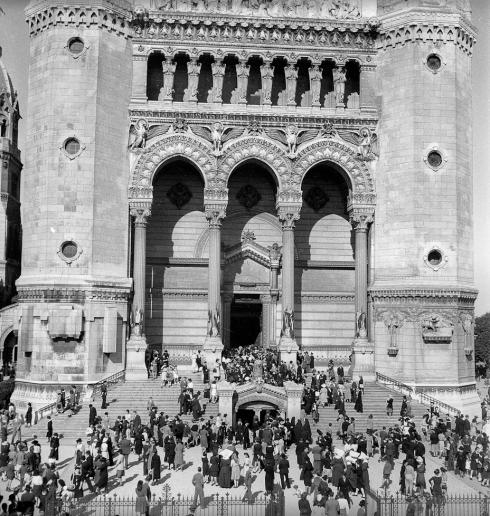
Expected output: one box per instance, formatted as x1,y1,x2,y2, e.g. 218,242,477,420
137,51,372,109
128,191,373,374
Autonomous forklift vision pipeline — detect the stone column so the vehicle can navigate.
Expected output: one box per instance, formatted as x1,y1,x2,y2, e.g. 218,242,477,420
284,381,304,421
360,64,377,113
278,207,300,363
184,59,201,103
127,206,151,380
158,59,176,102
269,243,281,348
211,60,226,104
309,63,323,108
260,294,271,348
132,54,148,102
285,63,298,107
350,212,375,380
203,206,226,367
260,62,274,106
236,59,250,105
222,293,233,349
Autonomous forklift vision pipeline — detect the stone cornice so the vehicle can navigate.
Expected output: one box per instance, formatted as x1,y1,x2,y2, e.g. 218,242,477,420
378,9,477,55
25,2,133,38
17,286,131,303
129,108,378,128
370,287,478,304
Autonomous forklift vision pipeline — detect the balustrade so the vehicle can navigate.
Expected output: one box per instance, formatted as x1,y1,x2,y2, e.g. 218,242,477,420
143,51,364,110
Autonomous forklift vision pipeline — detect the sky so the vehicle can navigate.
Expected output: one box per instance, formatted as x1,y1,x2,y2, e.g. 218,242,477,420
0,0,489,315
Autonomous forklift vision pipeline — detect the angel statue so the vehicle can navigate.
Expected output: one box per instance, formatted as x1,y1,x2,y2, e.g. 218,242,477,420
267,126,319,158
191,124,245,156
338,127,379,161
130,308,144,337
281,308,294,339
207,308,221,337
128,119,148,151
356,311,367,338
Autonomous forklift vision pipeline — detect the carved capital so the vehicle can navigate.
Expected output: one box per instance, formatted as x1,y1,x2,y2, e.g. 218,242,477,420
278,207,301,230
205,207,226,228
350,212,373,231
130,206,151,226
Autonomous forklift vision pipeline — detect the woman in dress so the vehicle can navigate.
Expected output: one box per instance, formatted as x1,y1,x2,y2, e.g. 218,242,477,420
25,403,32,427
135,480,149,516
151,450,161,485
134,429,144,460
319,385,328,408
191,351,198,373
301,455,314,494
218,456,232,488
354,390,363,413
231,452,241,488
202,451,210,482
209,450,220,485
175,439,185,470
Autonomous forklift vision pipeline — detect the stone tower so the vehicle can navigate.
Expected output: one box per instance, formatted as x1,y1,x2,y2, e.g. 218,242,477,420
372,0,480,413
0,47,21,310
11,0,133,408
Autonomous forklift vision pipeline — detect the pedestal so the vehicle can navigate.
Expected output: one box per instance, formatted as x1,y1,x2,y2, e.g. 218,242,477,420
350,338,375,381
125,335,149,381
217,381,236,427
279,337,299,367
203,336,224,370
284,381,304,421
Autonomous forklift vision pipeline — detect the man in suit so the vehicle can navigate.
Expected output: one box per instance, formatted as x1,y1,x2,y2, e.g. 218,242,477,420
192,466,205,509
278,453,290,489
88,404,97,427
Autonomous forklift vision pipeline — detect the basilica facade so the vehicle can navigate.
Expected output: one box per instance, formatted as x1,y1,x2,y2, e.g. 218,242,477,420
2,0,480,414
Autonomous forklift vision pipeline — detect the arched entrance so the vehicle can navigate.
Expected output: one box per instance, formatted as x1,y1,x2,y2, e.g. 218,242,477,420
236,400,281,427
145,159,206,353
1,331,17,375
222,161,281,349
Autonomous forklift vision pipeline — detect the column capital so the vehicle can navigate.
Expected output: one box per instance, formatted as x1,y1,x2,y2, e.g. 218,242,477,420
130,206,151,226
205,207,226,228
350,212,373,231
278,207,301,230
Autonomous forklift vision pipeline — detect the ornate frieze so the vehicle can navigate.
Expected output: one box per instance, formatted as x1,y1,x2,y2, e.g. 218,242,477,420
421,313,454,344
17,287,130,303
25,2,133,37
370,287,478,307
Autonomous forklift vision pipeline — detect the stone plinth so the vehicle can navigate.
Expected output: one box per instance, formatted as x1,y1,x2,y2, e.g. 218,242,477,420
203,336,224,370
217,380,236,427
283,381,304,421
350,338,375,381
125,335,148,380
279,337,299,367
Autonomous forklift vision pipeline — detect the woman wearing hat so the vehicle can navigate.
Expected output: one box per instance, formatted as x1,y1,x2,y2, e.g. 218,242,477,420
415,456,426,490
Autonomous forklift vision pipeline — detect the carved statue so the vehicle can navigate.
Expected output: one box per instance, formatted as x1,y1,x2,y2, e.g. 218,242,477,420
285,125,299,156
130,308,144,337
281,308,294,339
207,308,221,337
330,0,360,19
269,242,281,262
337,127,379,161
211,122,224,153
128,119,148,150
421,314,454,343
253,358,263,379
356,311,367,338
333,66,347,106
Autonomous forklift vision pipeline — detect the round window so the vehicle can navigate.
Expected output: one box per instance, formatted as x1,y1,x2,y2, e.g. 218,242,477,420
427,249,442,267
427,54,442,72
68,37,84,55
427,150,443,169
64,138,81,156
61,241,78,259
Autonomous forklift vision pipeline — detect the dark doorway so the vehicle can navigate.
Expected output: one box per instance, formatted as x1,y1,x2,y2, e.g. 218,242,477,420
236,408,255,427
229,297,262,348
260,408,279,424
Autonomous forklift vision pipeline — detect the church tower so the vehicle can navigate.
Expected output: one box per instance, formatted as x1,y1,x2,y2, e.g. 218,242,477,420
372,0,480,413
11,0,133,408
0,47,21,310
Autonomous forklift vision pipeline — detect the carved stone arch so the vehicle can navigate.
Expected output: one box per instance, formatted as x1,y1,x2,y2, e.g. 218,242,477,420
295,139,375,196
236,392,286,412
0,326,14,352
220,136,291,190
129,134,216,202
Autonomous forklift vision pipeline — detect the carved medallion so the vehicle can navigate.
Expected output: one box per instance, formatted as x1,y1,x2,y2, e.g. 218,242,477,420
167,183,192,209
304,186,329,212
236,184,261,210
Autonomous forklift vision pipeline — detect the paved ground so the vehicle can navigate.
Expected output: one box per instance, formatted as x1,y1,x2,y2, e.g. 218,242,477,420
1,429,487,516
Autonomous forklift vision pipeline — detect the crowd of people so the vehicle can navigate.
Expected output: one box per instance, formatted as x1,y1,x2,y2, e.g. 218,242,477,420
0,351,489,515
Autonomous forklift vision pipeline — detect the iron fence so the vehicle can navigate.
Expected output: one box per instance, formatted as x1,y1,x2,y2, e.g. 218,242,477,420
59,490,285,516
375,493,490,516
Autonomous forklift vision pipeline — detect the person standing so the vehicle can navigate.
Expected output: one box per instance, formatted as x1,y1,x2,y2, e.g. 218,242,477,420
278,453,290,489
135,479,150,516
298,491,312,516
45,416,53,443
119,435,131,469
100,382,108,410
25,403,32,428
88,404,97,427
192,466,205,509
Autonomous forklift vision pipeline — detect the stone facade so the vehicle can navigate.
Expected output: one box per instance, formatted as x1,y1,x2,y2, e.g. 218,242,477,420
4,0,480,414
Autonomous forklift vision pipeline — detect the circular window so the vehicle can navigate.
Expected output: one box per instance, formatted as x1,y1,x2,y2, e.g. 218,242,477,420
427,150,443,168
64,138,81,156
427,250,442,266
61,241,78,259
68,38,84,55
427,54,442,72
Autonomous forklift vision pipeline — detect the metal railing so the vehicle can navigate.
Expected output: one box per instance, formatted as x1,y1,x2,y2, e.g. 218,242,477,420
375,372,462,417
58,489,285,516
90,369,126,399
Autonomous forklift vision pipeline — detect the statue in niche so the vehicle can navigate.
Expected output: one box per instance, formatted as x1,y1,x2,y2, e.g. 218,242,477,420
356,311,367,338
128,119,148,150
207,308,221,337
281,308,294,339
333,67,347,105
330,0,360,19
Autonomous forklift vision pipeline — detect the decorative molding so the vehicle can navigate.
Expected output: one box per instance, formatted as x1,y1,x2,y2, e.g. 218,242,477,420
17,287,130,303
304,186,329,212
370,287,478,306
166,182,192,209
25,2,133,38
57,239,83,265
294,293,355,303
421,313,454,344
236,185,261,210
423,143,448,172
162,289,208,299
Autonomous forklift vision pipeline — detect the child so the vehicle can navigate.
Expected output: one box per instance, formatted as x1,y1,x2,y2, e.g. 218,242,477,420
440,467,448,493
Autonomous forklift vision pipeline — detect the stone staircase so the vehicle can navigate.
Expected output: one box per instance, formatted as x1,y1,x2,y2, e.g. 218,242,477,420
22,372,218,441
311,381,429,434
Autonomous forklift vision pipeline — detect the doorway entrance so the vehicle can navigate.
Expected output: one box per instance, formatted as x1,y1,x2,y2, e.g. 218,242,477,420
229,295,262,348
